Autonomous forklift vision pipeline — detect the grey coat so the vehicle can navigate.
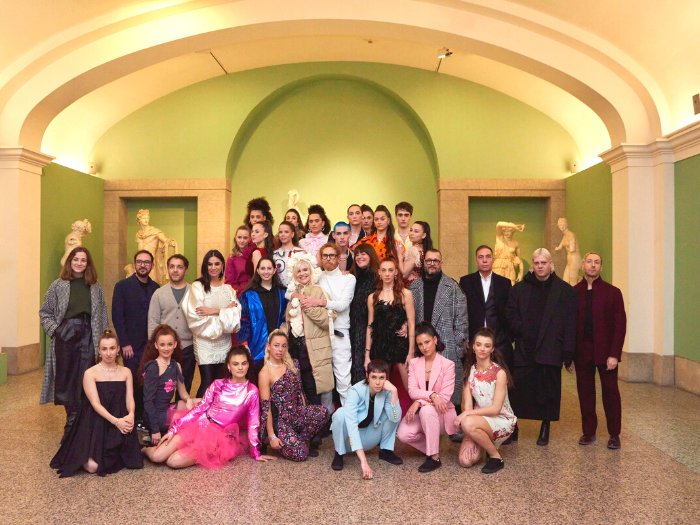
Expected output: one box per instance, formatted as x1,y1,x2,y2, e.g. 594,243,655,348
409,274,469,405
39,278,108,405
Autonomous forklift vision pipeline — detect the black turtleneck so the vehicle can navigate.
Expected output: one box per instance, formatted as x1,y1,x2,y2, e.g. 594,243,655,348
423,271,442,323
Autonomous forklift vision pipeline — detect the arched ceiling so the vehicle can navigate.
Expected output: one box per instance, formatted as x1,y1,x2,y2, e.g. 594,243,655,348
2,0,697,173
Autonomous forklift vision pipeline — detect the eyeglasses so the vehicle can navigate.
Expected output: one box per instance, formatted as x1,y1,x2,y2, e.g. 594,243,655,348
321,254,337,260
424,258,442,265
134,260,152,266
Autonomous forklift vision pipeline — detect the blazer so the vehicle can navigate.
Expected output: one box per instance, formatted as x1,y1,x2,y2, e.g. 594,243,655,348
408,354,457,434
573,277,627,365
507,272,578,367
459,271,512,345
112,274,159,353
341,381,402,452
39,278,108,404
147,282,193,347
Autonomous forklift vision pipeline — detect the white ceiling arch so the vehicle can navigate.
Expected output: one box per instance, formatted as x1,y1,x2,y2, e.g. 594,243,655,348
0,0,683,173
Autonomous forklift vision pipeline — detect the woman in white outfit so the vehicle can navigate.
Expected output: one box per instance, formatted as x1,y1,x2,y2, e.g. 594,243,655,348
183,249,241,397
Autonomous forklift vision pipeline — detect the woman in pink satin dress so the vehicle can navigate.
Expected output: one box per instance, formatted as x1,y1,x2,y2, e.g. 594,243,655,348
143,345,276,469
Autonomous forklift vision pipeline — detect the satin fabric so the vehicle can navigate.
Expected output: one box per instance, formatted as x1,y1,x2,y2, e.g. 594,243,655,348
170,378,261,459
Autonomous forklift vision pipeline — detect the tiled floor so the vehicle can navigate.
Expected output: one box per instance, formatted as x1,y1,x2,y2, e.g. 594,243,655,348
1,369,699,524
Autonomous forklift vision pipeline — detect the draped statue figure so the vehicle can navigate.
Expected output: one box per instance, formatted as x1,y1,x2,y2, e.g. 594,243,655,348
60,219,92,267
493,221,525,285
554,218,582,286
124,209,178,285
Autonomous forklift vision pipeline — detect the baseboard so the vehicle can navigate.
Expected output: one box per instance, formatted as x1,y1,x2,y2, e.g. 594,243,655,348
4,343,41,375
675,356,700,396
653,354,675,386
618,352,653,382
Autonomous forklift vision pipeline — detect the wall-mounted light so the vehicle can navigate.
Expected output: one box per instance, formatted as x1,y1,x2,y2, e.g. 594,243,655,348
570,160,581,174
87,161,97,175
436,48,453,73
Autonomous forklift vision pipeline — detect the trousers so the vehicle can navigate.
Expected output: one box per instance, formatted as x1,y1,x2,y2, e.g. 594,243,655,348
331,331,352,405
331,406,399,455
396,405,452,456
575,341,622,436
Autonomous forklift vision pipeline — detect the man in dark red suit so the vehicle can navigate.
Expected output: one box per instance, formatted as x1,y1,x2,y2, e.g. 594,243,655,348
567,252,627,449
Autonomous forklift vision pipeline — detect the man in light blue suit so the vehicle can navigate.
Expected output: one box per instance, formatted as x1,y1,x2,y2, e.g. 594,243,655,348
331,359,403,479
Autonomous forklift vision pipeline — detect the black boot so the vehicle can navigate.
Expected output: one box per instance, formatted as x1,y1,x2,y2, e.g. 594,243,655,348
331,452,344,471
502,423,519,445
310,434,323,450
537,420,550,446
61,405,78,445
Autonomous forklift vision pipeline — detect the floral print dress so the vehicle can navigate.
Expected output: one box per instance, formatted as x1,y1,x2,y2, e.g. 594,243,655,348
259,360,330,461
143,359,184,435
467,363,517,446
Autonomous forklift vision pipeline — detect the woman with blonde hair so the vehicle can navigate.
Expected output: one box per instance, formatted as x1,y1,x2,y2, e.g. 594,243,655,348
257,330,330,461
285,252,336,406
225,225,254,296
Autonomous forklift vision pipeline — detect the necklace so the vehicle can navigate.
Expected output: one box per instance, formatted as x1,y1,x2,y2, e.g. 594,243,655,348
267,361,285,368
157,357,171,367
476,363,492,373
99,362,118,373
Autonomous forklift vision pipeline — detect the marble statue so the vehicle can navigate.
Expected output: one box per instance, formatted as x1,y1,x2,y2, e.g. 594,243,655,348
124,209,178,285
287,189,307,225
494,221,525,285
554,218,582,286
60,219,92,267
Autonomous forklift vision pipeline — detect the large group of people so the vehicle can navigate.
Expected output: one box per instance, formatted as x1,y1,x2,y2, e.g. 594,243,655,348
41,197,627,480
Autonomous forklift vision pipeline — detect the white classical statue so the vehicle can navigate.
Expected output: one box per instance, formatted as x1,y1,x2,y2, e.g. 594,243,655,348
124,209,178,285
494,221,525,285
287,189,307,225
60,219,92,267
554,217,582,286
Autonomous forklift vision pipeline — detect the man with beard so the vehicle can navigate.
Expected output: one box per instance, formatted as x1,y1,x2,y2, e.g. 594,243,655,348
507,248,577,446
408,248,468,426
112,249,160,421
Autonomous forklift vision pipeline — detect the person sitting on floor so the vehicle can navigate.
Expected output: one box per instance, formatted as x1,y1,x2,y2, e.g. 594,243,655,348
454,327,516,474
330,359,403,479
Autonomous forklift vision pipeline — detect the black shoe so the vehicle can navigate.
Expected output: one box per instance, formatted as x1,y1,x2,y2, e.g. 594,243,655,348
481,457,504,474
537,420,550,446
310,434,322,450
307,448,319,458
331,452,344,471
418,456,442,473
378,449,403,465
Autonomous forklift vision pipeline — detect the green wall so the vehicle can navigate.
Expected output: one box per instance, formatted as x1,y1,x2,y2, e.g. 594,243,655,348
41,163,104,363
126,199,198,284
675,153,700,363
90,62,581,249
468,198,546,275
565,162,613,282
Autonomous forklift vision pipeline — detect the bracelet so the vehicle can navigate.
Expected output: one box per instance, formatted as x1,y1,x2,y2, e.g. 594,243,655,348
114,417,120,425
269,433,277,441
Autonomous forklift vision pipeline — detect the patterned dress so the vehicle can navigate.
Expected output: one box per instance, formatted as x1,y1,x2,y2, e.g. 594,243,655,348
259,360,330,461
467,363,517,446
142,360,184,435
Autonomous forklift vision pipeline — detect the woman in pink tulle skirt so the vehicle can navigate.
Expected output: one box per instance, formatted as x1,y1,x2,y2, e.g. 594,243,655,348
144,345,276,469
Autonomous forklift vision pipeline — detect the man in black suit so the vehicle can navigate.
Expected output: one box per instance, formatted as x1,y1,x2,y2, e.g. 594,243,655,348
506,248,577,446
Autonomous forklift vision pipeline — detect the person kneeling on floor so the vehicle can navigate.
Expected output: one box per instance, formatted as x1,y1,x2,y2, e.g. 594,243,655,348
330,359,402,479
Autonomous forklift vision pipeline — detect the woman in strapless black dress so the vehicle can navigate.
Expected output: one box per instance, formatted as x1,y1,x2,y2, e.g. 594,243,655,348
51,330,143,477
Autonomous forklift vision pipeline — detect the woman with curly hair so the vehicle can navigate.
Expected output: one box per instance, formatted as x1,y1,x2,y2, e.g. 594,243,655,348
365,258,415,391
258,330,330,461
299,204,331,258
243,197,274,229
137,324,195,445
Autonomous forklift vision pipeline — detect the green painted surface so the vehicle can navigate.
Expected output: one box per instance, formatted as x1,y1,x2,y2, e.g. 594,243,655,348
126,199,198,284
0,353,7,385
468,198,546,276
565,162,613,283
675,153,700,362
40,164,104,364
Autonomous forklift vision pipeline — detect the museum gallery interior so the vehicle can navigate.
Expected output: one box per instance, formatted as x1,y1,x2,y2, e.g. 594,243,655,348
1,1,700,524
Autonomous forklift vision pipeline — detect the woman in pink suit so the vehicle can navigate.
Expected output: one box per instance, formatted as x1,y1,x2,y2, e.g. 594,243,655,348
397,322,457,473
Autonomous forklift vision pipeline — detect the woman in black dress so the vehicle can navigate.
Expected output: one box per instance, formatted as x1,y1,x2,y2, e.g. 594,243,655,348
365,258,416,391
138,324,196,446
50,330,143,477
349,244,380,385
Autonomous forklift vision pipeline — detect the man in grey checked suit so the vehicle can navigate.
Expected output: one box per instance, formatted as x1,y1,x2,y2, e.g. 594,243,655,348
408,248,469,415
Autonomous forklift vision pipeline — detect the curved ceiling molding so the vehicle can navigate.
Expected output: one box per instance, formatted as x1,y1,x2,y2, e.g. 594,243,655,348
0,0,678,170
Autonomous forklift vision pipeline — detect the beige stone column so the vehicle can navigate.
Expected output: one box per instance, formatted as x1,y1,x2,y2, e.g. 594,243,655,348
600,143,675,385
0,147,55,374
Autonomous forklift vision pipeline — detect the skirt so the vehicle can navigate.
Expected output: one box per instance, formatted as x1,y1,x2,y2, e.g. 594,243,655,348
176,417,247,469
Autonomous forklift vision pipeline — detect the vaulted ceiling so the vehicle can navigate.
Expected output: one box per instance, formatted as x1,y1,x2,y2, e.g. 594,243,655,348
2,0,698,172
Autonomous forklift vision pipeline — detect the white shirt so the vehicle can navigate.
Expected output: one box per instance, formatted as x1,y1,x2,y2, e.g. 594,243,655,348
480,271,492,327
317,267,356,332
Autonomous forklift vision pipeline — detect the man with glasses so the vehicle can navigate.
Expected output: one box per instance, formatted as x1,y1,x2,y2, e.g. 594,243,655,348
299,243,356,410
409,248,468,442
112,249,160,421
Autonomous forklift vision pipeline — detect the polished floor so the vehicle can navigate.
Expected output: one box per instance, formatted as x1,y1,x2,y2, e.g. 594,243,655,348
1,369,699,525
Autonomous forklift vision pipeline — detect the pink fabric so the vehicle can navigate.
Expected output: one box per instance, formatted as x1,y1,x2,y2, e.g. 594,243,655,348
299,233,328,257
176,419,245,470
166,407,188,426
225,244,255,297
397,405,448,456
407,354,457,433
169,378,261,461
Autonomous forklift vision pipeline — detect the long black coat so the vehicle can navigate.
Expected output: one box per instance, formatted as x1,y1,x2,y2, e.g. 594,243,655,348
506,271,577,368
459,271,512,345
